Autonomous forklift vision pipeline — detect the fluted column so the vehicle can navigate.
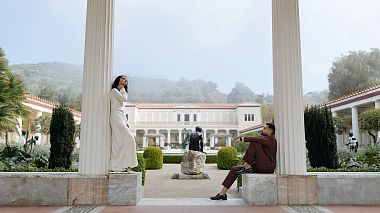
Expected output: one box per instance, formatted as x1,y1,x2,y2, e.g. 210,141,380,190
351,106,360,141
375,100,380,109
178,129,182,144
167,129,171,146
143,129,147,147
272,0,306,175
79,0,114,175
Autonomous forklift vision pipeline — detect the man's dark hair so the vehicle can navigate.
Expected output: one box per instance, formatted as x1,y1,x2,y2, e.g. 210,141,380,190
349,133,353,137
195,126,202,132
266,123,275,134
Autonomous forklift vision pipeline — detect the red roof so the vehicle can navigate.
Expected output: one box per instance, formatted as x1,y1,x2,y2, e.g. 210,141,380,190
319,84,380,107
24,93,81,116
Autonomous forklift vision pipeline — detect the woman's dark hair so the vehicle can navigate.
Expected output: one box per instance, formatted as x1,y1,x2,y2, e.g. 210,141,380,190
111,75,128,92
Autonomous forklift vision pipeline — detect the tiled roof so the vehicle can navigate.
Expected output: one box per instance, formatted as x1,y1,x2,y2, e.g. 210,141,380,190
319,84,380,106
24,93,81,116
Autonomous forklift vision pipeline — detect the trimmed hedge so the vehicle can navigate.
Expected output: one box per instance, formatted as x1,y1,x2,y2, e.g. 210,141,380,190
217,147,238,170
206,154,218,164
143,146,163,170
307,167,380,172
0,167,78,172
163,155,183,164
163,154,218,164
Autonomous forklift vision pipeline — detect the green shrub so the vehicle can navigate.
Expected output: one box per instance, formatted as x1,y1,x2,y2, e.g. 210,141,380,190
143,146,163,170
357,145,380,167
217,147,238,170
0,167,78,172
0,145,49,169
162,154,218,164
307,167,380,172
132,153,146,185
206,154,217,163
304,106,338,169
48,105,75,169
163,154,183,164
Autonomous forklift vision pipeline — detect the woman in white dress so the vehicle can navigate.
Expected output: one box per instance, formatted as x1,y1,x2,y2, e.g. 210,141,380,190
109,75,138,172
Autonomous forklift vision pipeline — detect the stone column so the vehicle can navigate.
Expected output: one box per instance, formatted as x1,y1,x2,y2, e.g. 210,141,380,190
178,129,182,144
351,106,360,142
79,0,114,175
143,129,147,148
375,100,380,142
167,129,171,147
272,0,306,175
227,137,232,147
375,100,380,109
34,111,42,144
210,136,215,148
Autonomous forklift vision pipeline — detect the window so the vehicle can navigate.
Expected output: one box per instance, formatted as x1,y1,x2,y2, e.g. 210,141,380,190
193,114,197,121
125,114,129,121
177,114,181,122
184,114,190,121
244,114,255,121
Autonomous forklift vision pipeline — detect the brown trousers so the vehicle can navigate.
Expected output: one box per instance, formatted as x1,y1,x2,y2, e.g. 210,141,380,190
221,142,265,189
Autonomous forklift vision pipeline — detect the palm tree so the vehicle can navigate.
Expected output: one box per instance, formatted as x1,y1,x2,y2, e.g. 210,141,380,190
0,48,29,144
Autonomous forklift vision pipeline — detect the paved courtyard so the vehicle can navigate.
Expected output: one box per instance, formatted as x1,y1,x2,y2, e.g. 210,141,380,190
143,163,240,198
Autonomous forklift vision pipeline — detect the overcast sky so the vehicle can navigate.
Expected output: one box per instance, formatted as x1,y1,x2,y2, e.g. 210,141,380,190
1,0,380,94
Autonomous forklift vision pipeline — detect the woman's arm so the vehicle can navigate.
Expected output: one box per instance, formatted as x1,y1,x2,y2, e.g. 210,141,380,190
111,88,128,102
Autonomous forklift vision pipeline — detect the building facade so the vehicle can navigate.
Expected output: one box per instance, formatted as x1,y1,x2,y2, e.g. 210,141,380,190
2,93,81,145
321,84,380,146
125,102,262,149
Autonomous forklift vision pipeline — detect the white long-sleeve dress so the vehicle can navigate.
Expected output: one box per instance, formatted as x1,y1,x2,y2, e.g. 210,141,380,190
109,87,138,171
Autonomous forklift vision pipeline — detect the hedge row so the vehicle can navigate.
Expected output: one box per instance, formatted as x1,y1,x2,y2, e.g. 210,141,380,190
163,154,218,164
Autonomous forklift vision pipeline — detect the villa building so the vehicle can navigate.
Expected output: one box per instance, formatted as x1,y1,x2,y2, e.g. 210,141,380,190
125,102,262,149
321,84,380,146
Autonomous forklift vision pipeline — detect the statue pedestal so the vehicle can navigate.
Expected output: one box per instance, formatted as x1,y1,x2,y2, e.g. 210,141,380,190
180,150,206,175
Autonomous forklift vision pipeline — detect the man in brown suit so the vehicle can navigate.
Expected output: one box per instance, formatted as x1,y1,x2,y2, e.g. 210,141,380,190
210,123,277,200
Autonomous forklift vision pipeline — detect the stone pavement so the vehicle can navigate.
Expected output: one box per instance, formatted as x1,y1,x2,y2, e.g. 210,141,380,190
1,164,380,212
143,164,240,198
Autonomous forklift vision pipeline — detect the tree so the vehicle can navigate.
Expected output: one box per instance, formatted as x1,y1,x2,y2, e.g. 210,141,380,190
304,105,338,169
227,82,255,103
32,115,51,144
332,116,347,135
261,104,274,123
328,49,380,100
359,109,380,144
0,48,29,143
48,105,75,169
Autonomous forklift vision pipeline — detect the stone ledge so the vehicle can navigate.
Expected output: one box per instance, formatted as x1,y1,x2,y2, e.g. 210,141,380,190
311,172,380,204
241,173,380,205
241,174,277,205
277,175,318,205
0,172,142,205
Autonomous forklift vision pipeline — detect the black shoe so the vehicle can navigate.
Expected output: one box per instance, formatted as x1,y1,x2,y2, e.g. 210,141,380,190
236,167,255,175
210,193,227,200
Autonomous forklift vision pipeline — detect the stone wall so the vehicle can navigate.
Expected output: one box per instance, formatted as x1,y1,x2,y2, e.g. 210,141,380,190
241,173,380,205
0,172,141,205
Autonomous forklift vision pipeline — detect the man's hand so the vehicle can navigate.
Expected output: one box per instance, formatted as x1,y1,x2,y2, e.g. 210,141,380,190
234,139,241,146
